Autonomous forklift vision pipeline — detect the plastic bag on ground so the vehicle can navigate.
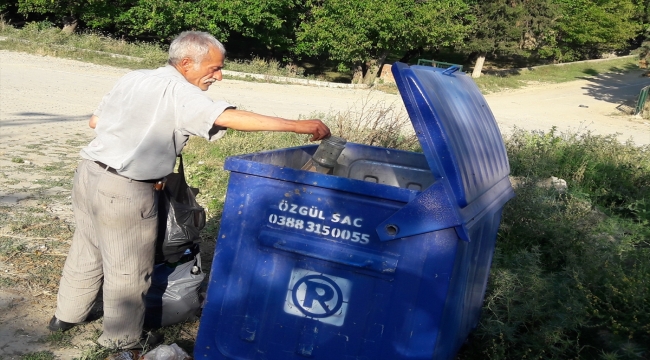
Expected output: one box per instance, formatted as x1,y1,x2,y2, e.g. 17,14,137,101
144,244,205,328
142,343,190,360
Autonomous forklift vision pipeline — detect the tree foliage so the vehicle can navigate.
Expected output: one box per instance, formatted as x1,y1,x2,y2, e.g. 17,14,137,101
16,0,130,31
554,0,642,60
6,0,650,79
295,0,470,81
462,0,560,58
460,0,559,77
114,0,300,50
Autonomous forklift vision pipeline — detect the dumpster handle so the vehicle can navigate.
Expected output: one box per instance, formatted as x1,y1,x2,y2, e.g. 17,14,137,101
442,66,461,76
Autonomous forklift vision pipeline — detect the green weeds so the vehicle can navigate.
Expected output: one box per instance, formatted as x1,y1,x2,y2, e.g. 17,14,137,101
43,162,68,173
506,127,650,223
459,130,650,360
0,22,166,69
66,139,90,147
225,57,307,78
474,58,639,93
74,344,113,360
45,329,76,348
20,351,56,360
0,276,16,287
7,211,73,240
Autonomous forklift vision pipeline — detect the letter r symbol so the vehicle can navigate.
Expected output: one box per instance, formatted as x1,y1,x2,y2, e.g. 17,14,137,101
303,280,334,310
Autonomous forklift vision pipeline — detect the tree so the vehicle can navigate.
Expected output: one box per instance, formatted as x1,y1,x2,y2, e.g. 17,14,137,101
554,0,641,61
461,0,560,78
16,0,132,33
115,0,301,50
295,0,471,83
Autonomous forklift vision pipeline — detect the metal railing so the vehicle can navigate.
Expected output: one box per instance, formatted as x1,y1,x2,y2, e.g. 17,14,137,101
417,59,463,72
634,85,650,116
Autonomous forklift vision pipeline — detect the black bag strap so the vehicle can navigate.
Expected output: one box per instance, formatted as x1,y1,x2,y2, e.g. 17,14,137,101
177,154,186,179
163,155,193,204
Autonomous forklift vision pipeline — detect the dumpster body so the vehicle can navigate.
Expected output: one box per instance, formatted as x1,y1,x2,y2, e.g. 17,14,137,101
194,62,515,360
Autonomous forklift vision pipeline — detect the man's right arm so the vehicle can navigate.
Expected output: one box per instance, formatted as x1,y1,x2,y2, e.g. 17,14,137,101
214,109,330,141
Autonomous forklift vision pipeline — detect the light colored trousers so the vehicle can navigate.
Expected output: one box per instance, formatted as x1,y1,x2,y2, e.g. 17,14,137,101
55,160,159,349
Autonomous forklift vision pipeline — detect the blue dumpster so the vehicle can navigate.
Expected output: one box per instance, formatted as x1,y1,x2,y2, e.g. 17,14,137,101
194,62,515,360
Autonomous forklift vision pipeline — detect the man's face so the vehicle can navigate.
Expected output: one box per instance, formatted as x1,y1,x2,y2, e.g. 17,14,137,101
180,46,224,91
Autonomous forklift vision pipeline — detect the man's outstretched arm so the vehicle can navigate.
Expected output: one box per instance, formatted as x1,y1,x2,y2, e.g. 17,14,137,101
214,109,330,141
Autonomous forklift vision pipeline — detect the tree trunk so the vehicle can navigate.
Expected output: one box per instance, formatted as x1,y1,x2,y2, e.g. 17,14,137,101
351,65,363,84
62,16,78,34
363,59,380,84
376,51,388,77
361,62,368,79
399,47,423,63
375,51,389,78
472,53,486,78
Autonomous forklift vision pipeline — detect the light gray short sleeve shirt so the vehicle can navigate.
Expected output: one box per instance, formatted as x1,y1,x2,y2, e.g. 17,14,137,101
81,65,234,180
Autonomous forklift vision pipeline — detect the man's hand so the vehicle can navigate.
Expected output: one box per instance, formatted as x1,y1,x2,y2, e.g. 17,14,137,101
214,109,331,141
292,119,331,141
89,115,98,129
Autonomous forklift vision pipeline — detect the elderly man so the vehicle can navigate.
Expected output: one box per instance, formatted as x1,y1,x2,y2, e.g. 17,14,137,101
48,31,330,349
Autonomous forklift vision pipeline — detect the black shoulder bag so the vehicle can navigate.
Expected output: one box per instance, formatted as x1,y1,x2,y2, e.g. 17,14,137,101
155,155,206,263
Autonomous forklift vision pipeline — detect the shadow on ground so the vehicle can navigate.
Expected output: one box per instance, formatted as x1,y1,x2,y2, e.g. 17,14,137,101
0,112,89,129
579,69,649,107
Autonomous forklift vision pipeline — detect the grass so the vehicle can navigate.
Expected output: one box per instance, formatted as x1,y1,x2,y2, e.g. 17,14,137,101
0,22,167,69
0,276,16,287
45,329,76,348
474,57,640,93
20,351,56,360
458,129,649,360
225,57,307,78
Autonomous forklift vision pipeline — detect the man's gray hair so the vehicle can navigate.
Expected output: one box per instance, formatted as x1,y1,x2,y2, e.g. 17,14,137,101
168,31,226,67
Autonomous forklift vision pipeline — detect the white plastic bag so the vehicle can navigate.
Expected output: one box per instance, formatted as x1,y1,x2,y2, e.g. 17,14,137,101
142,343,190,360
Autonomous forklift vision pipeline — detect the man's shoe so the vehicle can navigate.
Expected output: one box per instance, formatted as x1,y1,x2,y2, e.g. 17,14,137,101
47,312,103,332
48,316,78,332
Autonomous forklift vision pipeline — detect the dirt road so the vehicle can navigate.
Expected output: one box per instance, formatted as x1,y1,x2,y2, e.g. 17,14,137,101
486,72,650,145
0,50,649,359
2,51,648,149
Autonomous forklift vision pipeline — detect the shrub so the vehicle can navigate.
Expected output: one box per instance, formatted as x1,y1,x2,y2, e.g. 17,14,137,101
460,129,650,359
506,127,650,222
322,95,420,151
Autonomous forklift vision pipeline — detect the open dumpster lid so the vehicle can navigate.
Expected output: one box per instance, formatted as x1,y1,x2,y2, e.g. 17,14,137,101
391,62,510,208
